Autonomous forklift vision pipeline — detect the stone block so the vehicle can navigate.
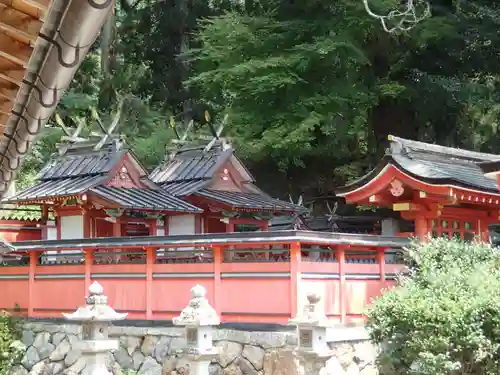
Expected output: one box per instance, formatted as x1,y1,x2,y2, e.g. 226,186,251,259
137,357,161,375
215,341,242,367
242,345,265,371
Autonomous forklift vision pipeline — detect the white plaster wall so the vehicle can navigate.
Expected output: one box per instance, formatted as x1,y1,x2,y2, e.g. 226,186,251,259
168,215,196,235
43,221,58,263
60,215,84,239
60,215,84,257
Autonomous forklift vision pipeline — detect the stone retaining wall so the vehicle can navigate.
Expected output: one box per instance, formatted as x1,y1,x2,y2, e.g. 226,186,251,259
11,321,378,375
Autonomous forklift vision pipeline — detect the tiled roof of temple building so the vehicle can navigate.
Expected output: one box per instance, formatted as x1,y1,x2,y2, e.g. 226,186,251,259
150,139,240,196
336,135,499,195
4,137,201,213
150,139,305,213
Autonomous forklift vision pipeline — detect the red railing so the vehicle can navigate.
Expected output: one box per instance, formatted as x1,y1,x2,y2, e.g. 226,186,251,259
0,231,409,324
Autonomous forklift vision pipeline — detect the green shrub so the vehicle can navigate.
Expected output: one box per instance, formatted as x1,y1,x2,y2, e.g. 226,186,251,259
0,312,24,375
367,238,500,375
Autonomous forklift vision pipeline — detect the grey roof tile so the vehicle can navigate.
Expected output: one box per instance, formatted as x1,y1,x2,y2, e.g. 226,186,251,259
5,175,106,203
90,186,202,213
336,136,500,194
149,142,232,185
38,140,126,181
162,179,212,197
195,189,307,213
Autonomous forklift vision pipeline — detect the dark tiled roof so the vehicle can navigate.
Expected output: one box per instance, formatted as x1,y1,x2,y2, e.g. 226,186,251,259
195,189,306,213
38,139,126,180
90,186,202,213
150,142,233,185
336,135,500,194
5,175,106,203
162,179,212,197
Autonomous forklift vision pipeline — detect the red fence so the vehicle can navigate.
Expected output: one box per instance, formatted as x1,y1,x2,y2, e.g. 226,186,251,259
0,231,409,324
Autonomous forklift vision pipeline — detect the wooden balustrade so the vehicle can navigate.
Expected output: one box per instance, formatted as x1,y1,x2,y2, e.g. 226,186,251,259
0,231,409,324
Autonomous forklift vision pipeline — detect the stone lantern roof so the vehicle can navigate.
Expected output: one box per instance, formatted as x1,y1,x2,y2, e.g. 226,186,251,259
63,282,128,322
173,285,220,327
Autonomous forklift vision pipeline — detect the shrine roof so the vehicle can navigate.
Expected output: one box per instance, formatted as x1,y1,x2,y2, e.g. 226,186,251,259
90,186,202,213
336,135,500,197
149,140,252,195
4,139,127,203
4,138,200,213
38,140,127,180
6,175,106,203
195,189,307,213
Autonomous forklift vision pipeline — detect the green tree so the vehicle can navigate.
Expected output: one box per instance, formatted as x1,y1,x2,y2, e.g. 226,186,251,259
367,238,500,375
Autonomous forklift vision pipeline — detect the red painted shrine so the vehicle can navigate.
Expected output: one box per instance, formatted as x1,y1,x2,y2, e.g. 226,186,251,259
2,134,500,324
336,135,500,241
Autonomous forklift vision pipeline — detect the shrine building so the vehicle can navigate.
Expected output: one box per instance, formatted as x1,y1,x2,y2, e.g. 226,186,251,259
3,136,202,241
335,135,500,241
150,138,304,234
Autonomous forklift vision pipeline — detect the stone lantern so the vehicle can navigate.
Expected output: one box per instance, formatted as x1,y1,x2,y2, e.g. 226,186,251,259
173,284,220,375
288,292,334,375
63,281,127,375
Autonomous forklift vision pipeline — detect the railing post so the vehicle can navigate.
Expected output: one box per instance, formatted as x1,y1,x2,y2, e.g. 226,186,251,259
290,242,302,318
289,293,334,375
84,249,93,292
146,247,154,319
28,251,38,317
173,285,220,375
337,246,346,323
212,246,222,317
377,247,386,284
64,282,127,375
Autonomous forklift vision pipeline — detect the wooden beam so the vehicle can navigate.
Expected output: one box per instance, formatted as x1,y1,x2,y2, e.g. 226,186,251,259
0,1,42,18
393,202,426,212
0,4,42,42
0,33,32,67
22,0,50,11
0,100,13,113
0,111,9,124
368,194,393,205
0,86,17,101
0,56,25,84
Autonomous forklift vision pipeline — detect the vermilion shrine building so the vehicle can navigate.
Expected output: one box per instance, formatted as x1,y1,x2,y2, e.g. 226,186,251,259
4,136,202,241
336,135,500,241
150,138,303,234
3,134,303,242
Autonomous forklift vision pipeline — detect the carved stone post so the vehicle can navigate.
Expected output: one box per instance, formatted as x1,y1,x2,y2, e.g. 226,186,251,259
288,293,334,375
173,284,221,375
63,281,128,375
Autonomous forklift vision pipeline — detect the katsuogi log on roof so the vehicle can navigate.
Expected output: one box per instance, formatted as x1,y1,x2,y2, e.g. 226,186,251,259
4,137,201,214
150,139,305,214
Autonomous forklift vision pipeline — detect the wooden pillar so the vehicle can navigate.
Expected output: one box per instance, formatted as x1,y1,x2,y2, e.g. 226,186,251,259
290,242,301,318
338,246,346,323
83,211,91,239
84,249,93,291
195,215,202,234
146,247,154,319
415,216,428,241
113,218,121,237
28,252,38,316
479,219,490,242
148,219,157,236
377,247,386,284
213,246,222,317
225,219,235,233
261,220,269,232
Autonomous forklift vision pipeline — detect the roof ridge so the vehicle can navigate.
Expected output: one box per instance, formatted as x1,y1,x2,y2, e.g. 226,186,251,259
388,135,500,162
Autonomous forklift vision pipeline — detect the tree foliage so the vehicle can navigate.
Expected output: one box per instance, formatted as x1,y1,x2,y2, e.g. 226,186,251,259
15,0,500,201
367,238,500,375
0,312,23,375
